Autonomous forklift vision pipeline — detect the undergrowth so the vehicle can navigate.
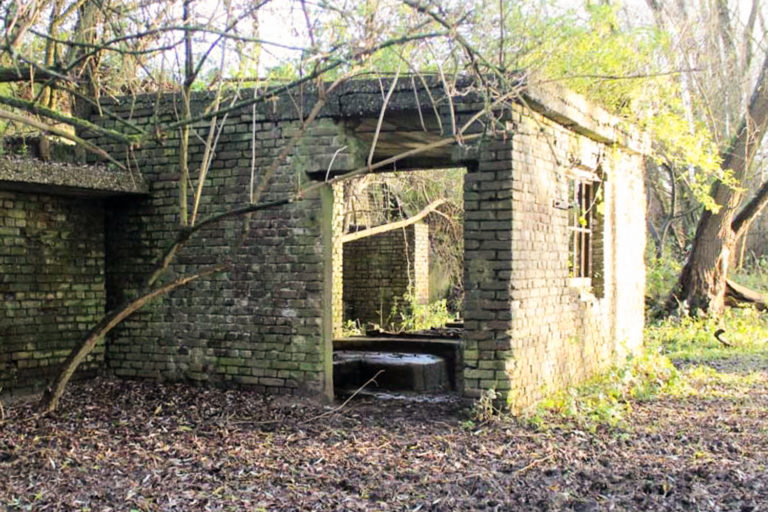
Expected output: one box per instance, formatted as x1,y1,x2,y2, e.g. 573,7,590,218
645,252,682,314
387,292,454,332
341,319,363,337
527,307,768,432
528,349,688,432
648,306,768,360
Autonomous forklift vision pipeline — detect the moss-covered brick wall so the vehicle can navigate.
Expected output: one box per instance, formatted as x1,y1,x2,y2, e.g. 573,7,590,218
342,223,429,327
461,103,646,411
0,191,105,397
86,96,356,399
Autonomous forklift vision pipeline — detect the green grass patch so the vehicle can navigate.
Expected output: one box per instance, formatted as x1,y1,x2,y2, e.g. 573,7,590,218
529,349,690,432
527,308,768,432
648,306,768,361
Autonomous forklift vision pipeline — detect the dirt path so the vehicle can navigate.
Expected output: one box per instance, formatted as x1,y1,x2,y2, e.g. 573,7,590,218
1,354,766,511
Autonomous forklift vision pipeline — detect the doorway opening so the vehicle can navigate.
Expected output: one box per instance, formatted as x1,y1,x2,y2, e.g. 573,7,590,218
331,168,466,396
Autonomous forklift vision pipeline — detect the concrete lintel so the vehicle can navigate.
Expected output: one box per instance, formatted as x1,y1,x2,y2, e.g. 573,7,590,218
521,82,650,155
0,157,148,197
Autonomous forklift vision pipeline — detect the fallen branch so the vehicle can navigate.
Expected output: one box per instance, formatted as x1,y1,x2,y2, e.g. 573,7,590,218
0,107,125,170
341,199,446,243
300,370,385,425
39,264,230,414
713,328,732,348
725,278,768,311
0,95,135,143
515,454,553,476
234,369,386,427
0,65,68,83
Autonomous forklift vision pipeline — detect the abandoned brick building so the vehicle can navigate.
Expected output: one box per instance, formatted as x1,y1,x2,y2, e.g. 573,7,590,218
0,78,647,410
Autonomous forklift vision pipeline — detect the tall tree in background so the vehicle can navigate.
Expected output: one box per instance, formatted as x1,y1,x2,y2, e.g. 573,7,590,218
470,0,768,315
677,51,768,314
644,0,768,314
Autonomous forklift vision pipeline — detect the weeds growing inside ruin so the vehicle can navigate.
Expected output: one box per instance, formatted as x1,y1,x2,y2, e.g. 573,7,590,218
386,292,455,332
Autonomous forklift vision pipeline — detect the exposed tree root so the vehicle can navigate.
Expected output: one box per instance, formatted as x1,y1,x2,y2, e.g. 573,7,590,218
725,278,768,311
714,328,732,347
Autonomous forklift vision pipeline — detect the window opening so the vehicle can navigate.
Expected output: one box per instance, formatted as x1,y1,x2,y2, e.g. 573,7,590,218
567,169,603,295
569,179,594,281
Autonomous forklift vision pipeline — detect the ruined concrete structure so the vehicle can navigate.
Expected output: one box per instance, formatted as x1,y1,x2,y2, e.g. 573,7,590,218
0,78,647,409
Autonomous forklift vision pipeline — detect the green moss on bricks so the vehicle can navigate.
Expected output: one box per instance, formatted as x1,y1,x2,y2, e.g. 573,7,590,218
1,191,106,394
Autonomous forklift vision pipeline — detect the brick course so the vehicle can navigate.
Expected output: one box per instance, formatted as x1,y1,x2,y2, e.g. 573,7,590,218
342,222,429,328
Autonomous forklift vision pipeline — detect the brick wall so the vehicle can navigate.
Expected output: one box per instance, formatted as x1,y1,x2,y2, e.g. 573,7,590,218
461,137,516,399
86,96,357,398
0,191,105,397
342,222,429,328
76,79,646,410
460,106,646,410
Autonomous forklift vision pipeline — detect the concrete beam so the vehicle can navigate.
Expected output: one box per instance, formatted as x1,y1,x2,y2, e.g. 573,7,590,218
0,156,148,197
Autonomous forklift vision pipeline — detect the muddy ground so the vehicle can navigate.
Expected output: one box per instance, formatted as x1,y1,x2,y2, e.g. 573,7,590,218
1,354,766,511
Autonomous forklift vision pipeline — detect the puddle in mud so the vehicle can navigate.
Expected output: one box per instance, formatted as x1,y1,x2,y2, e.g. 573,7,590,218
338,389,459,403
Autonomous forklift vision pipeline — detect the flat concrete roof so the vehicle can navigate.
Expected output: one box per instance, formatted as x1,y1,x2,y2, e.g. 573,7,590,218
0,156,148,197
94,75,648,155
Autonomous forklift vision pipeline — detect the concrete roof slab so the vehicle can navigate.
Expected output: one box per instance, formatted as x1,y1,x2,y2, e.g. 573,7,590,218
0,156,148,197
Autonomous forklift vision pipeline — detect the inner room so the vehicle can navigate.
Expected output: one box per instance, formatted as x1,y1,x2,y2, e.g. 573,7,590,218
332,168,466,396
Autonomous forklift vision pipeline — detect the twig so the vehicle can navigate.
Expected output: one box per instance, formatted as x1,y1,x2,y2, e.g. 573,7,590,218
300,370,385,425
714,328,733,347
515,454,553,476
0,107,125,169
232,370,385,427
325,145,348,182
367,68,401,169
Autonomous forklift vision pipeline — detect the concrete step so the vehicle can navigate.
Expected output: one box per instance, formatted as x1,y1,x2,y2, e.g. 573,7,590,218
333,351,448,392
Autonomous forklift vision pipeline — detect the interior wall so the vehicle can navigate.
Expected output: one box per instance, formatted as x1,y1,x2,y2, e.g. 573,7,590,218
0,190,106,397
342,223,428,328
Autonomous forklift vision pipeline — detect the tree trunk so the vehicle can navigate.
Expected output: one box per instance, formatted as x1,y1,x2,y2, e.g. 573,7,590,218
39,266,228,414
676,192,738,314
674,49,768,314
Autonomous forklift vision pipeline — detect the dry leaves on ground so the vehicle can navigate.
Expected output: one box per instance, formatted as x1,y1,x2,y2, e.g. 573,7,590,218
0,355,766,511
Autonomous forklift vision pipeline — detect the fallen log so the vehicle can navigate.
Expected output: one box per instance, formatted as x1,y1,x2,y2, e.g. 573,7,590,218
341,199,446,244
725,278,768,311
